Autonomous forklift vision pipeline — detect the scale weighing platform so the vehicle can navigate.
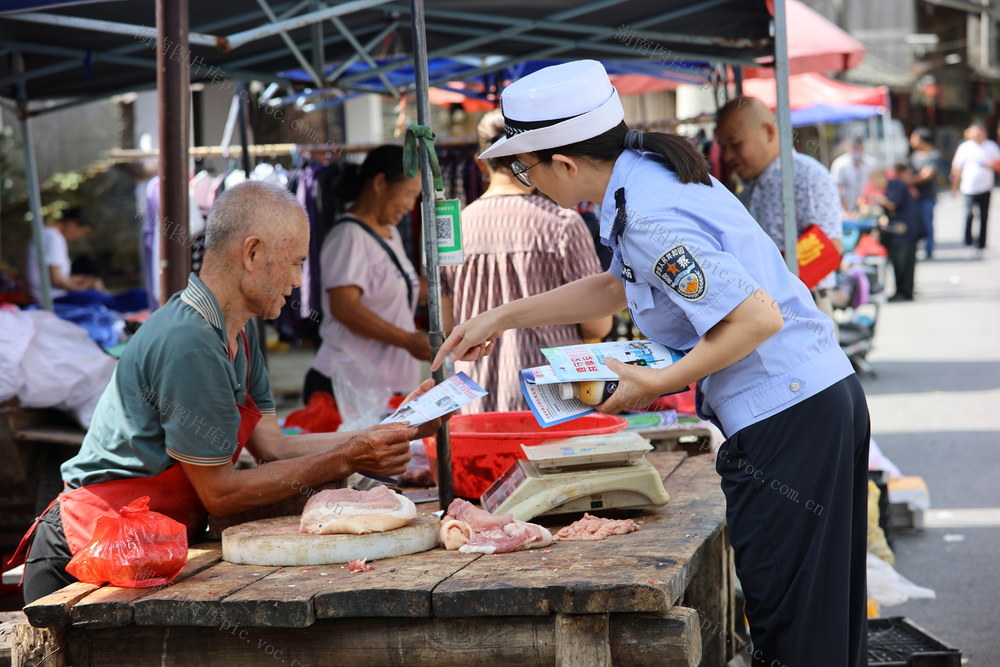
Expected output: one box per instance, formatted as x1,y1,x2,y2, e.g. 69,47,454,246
480,431,670,521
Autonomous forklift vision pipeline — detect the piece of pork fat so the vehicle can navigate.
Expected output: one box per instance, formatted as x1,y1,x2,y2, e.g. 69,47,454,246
553,513,640,541
300,486,416,535
458,521,554,555
445,498,513,532
438,518,474,550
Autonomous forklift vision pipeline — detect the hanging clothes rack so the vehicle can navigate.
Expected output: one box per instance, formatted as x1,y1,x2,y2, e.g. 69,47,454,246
102,136,477,162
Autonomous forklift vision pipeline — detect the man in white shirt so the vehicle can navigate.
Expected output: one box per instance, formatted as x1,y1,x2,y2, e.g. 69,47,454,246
25,207,99,303
951,122,999,256
830,136,877,213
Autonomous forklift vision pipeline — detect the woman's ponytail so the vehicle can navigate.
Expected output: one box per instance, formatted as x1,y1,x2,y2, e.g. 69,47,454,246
639,132,711,186
334,163,364,202
334,144,407,203
532,121,711,186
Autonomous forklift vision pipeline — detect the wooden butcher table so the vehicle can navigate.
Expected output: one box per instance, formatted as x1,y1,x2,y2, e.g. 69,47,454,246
14,452,734,667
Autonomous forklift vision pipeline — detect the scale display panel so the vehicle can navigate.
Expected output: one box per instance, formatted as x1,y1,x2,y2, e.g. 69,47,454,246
481,459,528,513
479,432,669,520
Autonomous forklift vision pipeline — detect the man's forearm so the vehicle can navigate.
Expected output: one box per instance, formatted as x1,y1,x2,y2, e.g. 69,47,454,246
502,272,626,330
189,448,356,516
268,429,359,460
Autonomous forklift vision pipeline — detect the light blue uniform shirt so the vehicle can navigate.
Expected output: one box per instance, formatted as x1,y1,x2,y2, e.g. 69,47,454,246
602,150,854,437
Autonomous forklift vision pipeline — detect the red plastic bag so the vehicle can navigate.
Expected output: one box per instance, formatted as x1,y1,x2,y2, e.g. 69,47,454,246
648,381,698,415
65,496,188,588
284,391,342,433
285,392,406,434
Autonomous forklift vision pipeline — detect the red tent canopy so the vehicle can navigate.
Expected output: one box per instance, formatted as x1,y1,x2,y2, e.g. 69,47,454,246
741,72,889,110
428,73,684,112
746,0,865,77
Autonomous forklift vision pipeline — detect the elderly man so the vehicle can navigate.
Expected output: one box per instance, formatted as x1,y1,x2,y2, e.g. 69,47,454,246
715,96,843,303
16,182,440,603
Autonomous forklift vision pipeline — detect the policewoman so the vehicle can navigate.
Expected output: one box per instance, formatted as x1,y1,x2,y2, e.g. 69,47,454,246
433,60,870,666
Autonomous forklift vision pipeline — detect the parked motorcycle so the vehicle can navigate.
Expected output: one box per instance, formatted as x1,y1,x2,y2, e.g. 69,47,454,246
831,219,889,377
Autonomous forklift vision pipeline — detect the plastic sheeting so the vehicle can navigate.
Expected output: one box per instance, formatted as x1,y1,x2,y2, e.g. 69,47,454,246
0,307,116,427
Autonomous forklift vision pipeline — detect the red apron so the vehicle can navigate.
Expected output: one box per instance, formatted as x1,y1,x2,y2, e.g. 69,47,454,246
10,331,262,563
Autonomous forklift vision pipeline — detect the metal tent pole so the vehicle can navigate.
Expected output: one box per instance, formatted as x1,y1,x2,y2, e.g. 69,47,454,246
772,0,798,274
14,53,52,310
410,0,453,511
157,0,191,301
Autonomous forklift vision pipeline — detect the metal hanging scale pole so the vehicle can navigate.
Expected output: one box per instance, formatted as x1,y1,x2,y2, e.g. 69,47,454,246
773,0,799,274
409,0,453,511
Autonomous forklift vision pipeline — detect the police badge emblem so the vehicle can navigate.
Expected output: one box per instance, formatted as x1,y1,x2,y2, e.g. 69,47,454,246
653,244,706,301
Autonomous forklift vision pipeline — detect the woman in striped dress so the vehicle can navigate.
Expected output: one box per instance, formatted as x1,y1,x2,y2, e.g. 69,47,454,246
441,111,611,413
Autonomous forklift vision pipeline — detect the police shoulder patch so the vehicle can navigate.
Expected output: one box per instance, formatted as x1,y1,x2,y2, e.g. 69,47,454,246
653,244,706,301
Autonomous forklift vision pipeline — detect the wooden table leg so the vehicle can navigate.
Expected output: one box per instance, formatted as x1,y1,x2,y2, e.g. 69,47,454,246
682,527,736,666
12,624,64,667
555,613,611,667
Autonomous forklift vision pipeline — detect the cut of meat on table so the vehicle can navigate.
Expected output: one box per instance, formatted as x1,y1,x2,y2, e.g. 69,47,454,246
438,499,552,554
459,520,553,555
347,558,376,573
439,518,474,550
553,513,641,541
300,486,416,535
444,498,513,531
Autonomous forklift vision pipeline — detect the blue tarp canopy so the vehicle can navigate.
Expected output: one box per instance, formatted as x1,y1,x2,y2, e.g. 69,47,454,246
790,102,881,127
275,56,713,109
1,0,772,111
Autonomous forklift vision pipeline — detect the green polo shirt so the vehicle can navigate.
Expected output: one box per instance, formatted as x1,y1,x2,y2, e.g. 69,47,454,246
62,274,275,488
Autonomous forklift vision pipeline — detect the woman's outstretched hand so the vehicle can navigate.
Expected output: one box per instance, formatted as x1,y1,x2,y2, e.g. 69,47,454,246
431,309,507,371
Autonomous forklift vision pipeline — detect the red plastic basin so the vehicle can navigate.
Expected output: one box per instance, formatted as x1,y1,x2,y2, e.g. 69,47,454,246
423,411,629,499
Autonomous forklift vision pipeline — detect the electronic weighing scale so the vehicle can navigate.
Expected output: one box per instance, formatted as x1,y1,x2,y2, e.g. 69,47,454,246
480,431,670,521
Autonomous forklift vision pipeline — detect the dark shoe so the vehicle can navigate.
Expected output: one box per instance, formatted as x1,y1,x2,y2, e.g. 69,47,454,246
888,294,913,303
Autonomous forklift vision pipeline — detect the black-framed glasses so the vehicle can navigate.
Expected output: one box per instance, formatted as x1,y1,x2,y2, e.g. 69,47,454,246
511,159,542,187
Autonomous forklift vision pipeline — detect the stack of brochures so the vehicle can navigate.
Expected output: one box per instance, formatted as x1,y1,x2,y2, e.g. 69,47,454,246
519,340,685,427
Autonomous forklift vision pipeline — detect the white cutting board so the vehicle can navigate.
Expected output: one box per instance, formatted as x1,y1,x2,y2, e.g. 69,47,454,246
221,513,440,566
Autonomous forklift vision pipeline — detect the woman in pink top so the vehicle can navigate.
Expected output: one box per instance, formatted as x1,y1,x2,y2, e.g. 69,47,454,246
306,146,427,404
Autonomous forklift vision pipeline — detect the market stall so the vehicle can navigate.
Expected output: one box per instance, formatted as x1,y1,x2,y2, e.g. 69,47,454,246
1,7,800,664
0,0,792,508
14,453,734,666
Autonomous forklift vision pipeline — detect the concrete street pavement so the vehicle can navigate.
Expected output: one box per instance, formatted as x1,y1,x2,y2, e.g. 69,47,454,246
862,190,1000,665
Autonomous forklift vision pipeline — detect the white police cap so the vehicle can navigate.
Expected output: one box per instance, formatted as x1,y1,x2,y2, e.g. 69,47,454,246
478,60,624,160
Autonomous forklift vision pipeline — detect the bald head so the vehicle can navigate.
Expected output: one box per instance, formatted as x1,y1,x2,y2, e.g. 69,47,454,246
205,181,305,253
201,181,310,321
718,96,776,129
715,96,780,180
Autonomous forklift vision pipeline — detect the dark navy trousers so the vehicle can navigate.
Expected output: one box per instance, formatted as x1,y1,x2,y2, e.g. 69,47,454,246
717,374,870,667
